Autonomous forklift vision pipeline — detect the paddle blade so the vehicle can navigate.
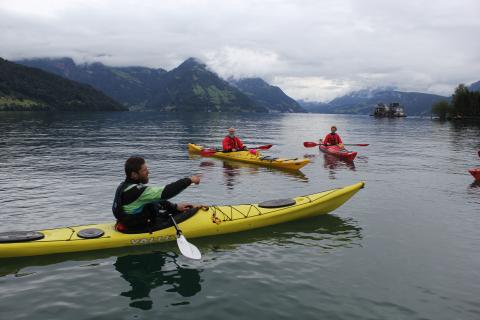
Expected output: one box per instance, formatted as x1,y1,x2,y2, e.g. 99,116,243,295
176,234,202,260
200,149,217,157
303,141,319,148
257,144,273,150
344,143,370,147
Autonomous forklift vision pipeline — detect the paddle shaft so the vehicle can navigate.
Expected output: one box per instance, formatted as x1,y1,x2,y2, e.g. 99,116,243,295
303,141,368,148
169,214,182,236
200,144,272,156
169,213,202,260
225,144,272,151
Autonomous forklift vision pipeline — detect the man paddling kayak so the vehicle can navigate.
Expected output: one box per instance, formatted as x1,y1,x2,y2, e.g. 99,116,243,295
320,126,344,149
112,156,201,233
222,127,247,152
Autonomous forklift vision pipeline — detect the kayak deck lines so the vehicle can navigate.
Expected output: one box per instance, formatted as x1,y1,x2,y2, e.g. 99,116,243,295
67,227,75,241
35,228,76,243
210,189,339,222
210,205,263,221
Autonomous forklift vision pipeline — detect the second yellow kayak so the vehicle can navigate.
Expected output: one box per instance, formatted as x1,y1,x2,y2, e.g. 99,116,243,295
188,143,310,170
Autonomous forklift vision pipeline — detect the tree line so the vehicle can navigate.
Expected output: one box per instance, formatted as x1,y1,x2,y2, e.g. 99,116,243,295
432,84,480,120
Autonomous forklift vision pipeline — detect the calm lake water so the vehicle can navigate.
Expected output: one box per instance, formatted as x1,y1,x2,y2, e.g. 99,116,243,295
0,112,479,320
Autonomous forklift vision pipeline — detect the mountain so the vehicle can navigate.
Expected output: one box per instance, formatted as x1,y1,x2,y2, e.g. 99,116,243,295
17,57,267,112
307,88,449,115
146,58,266,112
230,78,306,113
469,81,480,92
0,58,125,111
17,56,452,115
17,57,166,107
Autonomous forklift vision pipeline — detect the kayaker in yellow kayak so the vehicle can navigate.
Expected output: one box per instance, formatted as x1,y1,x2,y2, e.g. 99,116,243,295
112,156,201,233
320,125,344,149
222,127,247,152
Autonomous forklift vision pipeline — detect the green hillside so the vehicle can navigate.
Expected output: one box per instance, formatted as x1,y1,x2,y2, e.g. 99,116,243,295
0,58,126,111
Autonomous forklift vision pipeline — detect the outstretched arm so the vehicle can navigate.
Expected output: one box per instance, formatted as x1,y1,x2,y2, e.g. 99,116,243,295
160,178,192,199
160,176,200,199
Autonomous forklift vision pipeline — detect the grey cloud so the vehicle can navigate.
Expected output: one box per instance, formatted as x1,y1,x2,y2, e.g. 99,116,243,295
0,0,479,101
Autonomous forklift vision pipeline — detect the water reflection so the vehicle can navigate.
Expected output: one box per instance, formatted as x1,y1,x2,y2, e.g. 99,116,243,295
188,151,308,184
323,154,356,170
193,214,362,252
114,252,202,310
256,214,362,248
470,181,480,189
0,245,170,278
199,160,215,168
224,160,308,185
320,154,356,180
222,161,243,189
446,121,480,154
449,120,480,131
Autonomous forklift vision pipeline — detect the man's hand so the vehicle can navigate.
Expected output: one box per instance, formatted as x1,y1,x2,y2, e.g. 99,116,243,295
177,203,209,212
190,175,201,185
177,203,194,212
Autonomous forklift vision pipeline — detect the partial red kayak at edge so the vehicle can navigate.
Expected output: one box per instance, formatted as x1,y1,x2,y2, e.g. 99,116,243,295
469,168,480,181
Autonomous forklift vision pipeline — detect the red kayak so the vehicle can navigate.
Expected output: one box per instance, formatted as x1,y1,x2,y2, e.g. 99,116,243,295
469,168,480,181
319,145,357,162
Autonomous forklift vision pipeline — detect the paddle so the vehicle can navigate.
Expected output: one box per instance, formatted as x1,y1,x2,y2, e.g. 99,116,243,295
257,144,273,150
169,214,201,260
303,141,369,148
200,144,273,156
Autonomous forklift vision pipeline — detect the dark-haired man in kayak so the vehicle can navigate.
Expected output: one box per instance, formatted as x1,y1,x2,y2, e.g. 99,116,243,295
222,127,247,152
112,156,201,233
321,126,345,149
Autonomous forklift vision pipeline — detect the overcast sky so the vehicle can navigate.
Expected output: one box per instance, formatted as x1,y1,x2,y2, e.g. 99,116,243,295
1,0,479,101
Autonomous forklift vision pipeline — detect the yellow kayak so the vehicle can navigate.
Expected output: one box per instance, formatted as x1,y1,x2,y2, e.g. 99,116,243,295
0,182,364,258
188,143,310,170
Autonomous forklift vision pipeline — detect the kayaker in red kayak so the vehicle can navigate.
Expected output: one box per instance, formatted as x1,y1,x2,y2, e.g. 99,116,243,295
321,126,344,149
222,127,247,152
113,156,202,233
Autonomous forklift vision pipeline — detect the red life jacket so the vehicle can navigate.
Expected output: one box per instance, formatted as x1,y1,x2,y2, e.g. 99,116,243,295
222,135,244,151
323,133,342,146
